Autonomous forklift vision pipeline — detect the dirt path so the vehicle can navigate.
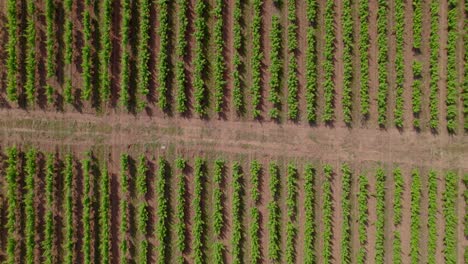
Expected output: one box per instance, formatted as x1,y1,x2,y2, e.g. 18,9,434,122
0,109,466,170
399,167,412,264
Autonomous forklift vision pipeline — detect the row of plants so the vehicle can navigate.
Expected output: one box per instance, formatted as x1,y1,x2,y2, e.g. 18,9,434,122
63,155,74,264
429,0,439,129
42,154,55,264
232,0,244,114
322,165,333,264
213,159,225,263
250,0,263,118
393,0,404,128
5,147,18,264
268,162,281,262
6,0,18,102
377,0,389,126
392,231,402,264
81,0,92,102
175,158,187,264
375,168,386,263
446,1,458,133
305,0,318,122
287,0,299,120
193,0,208,116
341,164,352,263
99,0,113,103
359,0,370,117
137,0,151,108
413,0,422,49
250,160,261,264
136,156,149,263
268,16,282,120
342,0,353,124
25,0,36,105
323,0,335,122
412,61,423,128
24,149,36,264
357,174,369,264
193,158,206,263
232,162,243,264
213,0,226,114
175,0,189,113
393,168,403,263
443,171,458,264
156,158,170,263
304,165,315,264
63,0,74,104
119,0,131,108
427,170,438,264
119,154,129,264
157,0,170,111
82,154,92,264
464,174,468,262
45,0,55,103
99,164,110,263
285,164,298,263
410,169,421,263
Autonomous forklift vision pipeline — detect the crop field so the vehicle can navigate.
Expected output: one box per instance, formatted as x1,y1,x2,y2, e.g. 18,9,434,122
0,0,467,263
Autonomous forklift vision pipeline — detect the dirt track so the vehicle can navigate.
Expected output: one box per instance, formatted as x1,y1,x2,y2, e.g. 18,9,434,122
0,109,466,170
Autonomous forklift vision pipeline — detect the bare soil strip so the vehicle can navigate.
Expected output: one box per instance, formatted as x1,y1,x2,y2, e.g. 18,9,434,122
0,109,466,170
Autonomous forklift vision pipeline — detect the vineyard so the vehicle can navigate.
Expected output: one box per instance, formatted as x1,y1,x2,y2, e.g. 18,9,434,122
0,0,467,263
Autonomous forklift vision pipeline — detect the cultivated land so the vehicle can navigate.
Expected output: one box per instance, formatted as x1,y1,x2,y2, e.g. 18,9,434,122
0,0,467,264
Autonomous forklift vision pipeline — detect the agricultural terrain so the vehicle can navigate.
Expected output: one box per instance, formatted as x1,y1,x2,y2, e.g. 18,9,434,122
0,0,467,264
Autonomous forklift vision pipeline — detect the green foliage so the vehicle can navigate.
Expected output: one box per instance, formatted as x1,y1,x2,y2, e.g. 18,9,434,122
193,0,208,116
175,158,187,263
99,164,110,263
412,61,423,128
6,0,18,102
64,0,73,104
232,162,243,264
136,155,148,195
268,162,281,262
429,0,439,129
63,154,74,264
287,0,299,120
82,154,92,264
394,0,404,128
5,147,18,264
323,0,335,122
443,171,458,264
137,203,149,263
156,157,169,264
42,154,55,264
81,0,92,101
137,0,150,108
213,159,225,236
250,0,263,117
446,1,458,133
341,164,351,264
25,149,36,264
213,0,226,113
428,170,437,264
306,0,318,122
268,16,282,120
213,242,225,264
119,0,131,108
322,165,333,264
357,174,369,264
99,0,112,103
285,164,298,263
377,0,389,126
342,0,353,124
463,174,468,237
119,154,129,264
413,0,422,49
45,0,55,103
393,168,403,225
25,0,36,105
304,165,315,264
359,0,370,117
392,231,402,264
250,160,261,264
375,168,386,264
410,169,421,264
175,0,189,113
193,158,206,264
233,0,245,114
157,0,170,111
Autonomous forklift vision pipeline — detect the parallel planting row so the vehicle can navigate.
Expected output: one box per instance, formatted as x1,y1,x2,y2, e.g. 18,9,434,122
2,0,467,131
0,147,464,263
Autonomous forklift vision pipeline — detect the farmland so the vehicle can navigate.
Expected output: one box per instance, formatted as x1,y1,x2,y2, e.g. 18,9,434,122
0,0,467,263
